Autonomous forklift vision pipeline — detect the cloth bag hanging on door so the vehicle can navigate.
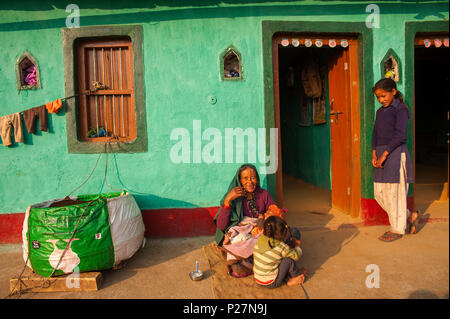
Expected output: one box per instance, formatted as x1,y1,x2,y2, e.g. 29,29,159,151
301,57,322,98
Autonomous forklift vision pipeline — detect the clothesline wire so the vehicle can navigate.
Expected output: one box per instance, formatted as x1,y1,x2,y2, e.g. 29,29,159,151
10,91,94,116
61,91,92,101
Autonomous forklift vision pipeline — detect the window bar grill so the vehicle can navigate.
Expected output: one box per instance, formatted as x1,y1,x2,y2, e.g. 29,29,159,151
102,48,107,135
110,48,116,137
119,48,125,138
122,48,128,137
93,48,99,136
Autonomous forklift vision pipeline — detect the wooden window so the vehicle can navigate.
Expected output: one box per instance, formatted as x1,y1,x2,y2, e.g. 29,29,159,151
76,37,136,142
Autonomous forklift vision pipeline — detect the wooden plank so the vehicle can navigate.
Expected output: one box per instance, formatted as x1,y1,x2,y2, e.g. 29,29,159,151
348,39,362,218
329,47,352,214
274,34,355,46
83,89,133,95
10,272,102,293
414,34,448,46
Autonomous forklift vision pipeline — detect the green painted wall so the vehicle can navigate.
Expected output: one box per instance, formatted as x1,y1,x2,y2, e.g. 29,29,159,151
0,1,448,214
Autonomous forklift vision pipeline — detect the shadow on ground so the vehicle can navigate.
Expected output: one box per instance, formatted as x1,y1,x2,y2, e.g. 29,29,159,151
408,289,444,299
282,174,361,282
294,222,360,282
100,236,214,289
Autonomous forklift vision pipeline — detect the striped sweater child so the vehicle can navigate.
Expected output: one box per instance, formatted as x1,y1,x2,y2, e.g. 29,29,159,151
253,234,303,285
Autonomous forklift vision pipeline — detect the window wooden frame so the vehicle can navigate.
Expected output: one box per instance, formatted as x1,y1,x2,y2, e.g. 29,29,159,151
63,25,147,153
77,37,136,142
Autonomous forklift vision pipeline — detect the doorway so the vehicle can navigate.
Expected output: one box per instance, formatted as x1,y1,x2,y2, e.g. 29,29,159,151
272,34,361,218
278,44,333,219
414,35,449,203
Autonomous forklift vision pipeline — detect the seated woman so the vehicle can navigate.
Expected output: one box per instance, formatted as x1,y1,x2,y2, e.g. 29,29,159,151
214,163,276,246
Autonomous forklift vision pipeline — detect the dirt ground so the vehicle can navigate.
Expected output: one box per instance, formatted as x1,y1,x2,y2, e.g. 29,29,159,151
0,179,448,300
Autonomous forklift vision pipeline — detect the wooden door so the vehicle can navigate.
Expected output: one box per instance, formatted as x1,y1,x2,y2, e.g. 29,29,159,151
328,47,352,213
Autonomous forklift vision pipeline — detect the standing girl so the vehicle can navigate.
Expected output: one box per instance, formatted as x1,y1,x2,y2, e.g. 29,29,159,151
253,216,306,288
371,78,420,242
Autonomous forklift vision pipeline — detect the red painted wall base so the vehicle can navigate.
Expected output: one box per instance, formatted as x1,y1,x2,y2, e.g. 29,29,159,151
361,197,414,226
0,197,416,243
0,213,25,244
141,207,219,238
0,207,220,244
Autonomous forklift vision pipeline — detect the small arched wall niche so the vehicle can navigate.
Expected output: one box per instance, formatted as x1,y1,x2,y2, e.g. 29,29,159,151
381,49,401,83
16,51,41,90
221,45,243,81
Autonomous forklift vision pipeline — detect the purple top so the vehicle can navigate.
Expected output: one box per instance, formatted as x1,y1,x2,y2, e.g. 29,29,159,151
371,98,409,153
372,98,414,184
216,187,275,231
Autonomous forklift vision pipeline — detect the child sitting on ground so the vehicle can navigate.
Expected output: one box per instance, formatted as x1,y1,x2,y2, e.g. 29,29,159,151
251,204,286,237
253,216,306,288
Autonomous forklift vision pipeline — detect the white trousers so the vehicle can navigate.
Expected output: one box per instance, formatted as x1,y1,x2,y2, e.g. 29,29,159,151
374,153,411,235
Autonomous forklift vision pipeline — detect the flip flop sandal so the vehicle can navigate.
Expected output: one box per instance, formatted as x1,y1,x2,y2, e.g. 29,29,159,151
378,232,403,242
380,231,397,237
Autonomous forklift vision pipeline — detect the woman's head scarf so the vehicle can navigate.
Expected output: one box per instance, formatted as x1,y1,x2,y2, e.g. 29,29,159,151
213,164,260,245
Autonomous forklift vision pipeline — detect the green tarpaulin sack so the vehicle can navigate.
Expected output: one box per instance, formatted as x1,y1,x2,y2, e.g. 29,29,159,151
22,192,145,277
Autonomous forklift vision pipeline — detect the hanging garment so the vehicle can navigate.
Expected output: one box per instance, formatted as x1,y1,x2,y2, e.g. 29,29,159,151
45,99,62,114
22,105,48,134
301,57,322,98
0,113,24,146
